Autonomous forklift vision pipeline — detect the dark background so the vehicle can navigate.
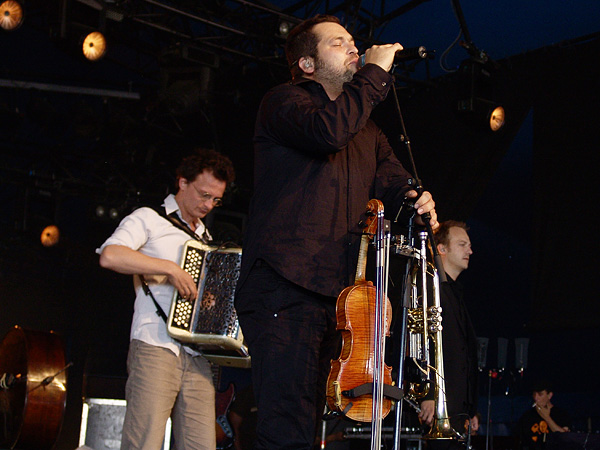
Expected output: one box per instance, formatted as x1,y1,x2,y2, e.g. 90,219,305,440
1,0,599,448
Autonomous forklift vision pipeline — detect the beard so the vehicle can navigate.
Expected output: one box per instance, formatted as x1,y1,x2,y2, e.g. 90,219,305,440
314,55,355,87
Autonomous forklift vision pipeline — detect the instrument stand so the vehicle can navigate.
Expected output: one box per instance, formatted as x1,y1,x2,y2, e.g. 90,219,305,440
391,217,415,450
467,420,473,450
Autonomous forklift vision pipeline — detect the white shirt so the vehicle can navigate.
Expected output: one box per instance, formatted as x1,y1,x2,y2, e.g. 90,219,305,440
97,194,207,356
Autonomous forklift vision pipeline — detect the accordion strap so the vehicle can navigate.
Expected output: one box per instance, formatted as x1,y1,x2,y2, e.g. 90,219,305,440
149,205,208,243
138,274,168,323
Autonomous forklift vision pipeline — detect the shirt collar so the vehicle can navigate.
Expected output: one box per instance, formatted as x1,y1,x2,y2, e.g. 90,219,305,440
163,194,179,215
290,76,313,86
162,194,203,233
290,76,329,106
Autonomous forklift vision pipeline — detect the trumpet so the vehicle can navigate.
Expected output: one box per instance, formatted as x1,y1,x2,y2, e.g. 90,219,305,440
405,231,457,440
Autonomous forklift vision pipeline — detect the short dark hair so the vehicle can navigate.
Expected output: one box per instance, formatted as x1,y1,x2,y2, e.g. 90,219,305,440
175,149,235,189
285,14,341,78
434,220,469,247
532,379,554,393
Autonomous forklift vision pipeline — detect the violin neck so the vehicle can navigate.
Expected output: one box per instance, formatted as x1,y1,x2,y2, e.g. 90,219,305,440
355,234,370,283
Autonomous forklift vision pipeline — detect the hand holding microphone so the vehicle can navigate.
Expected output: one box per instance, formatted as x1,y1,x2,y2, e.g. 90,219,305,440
360,43,403,72
359,45,428,71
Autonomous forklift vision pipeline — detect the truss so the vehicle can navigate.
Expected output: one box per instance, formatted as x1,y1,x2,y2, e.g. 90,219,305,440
67,0,433,74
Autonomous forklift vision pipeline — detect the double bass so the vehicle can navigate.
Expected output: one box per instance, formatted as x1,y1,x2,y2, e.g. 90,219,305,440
326,199,394,425
0,326,68,450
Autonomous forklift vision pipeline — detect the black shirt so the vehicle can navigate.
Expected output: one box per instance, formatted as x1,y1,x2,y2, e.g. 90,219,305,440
516,405,571,450
239,64,414,298
440,276,479,424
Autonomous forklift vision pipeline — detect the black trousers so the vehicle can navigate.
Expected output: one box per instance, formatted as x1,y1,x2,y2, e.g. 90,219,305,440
235,260,340,450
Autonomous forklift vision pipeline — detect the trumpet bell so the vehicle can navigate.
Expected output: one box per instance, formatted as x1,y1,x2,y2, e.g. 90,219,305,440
424,418,459,440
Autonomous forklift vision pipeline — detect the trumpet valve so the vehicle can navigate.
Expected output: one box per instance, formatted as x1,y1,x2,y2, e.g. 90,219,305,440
427,305,442,316
428,323,443,333
408,308,424,333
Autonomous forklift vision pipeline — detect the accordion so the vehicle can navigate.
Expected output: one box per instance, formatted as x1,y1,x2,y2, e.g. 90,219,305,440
167,240,250,368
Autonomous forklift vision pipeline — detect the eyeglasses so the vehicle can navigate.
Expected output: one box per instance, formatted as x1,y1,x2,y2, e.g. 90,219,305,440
187,179,224,207
199,191,223,207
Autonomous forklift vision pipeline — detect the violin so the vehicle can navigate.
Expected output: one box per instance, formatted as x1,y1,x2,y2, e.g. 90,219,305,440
326,199,393,423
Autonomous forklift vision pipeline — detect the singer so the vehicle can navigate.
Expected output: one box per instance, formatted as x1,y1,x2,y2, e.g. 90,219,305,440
234,14,438,450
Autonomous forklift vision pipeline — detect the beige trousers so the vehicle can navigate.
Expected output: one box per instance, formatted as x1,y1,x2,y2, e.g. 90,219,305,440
121,339,216,450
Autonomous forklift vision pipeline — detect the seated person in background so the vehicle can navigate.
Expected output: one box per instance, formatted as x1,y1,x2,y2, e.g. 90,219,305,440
464,412,481,436
515,379,571,450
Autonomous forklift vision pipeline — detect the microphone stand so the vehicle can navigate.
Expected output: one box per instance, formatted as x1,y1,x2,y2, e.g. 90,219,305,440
486,370,493,450
389,78,445,450
390,81,445,283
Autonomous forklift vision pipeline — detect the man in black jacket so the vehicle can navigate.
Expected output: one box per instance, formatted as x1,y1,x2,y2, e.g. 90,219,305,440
419,221,478,439
235,14,438,450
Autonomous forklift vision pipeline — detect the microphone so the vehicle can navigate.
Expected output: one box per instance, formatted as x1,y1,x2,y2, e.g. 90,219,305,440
358,46,428,69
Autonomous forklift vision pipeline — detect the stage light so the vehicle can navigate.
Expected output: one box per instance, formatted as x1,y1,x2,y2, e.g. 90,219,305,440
40,225,60,247
278,20,291,37
488,105,505,132
0,0,24,31
82,31,107,61
108,207,119,220
458,98,506,132
457,59,506,132
94,203,127,221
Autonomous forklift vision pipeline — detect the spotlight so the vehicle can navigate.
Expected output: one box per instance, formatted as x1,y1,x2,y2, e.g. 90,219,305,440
488,105,505,132
0,0,24,31
82,31,107,61
278,20,291,37
95,205,106,217
40,225,60,247
108,207,119,220
458,97,506,132
457,59,505,132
